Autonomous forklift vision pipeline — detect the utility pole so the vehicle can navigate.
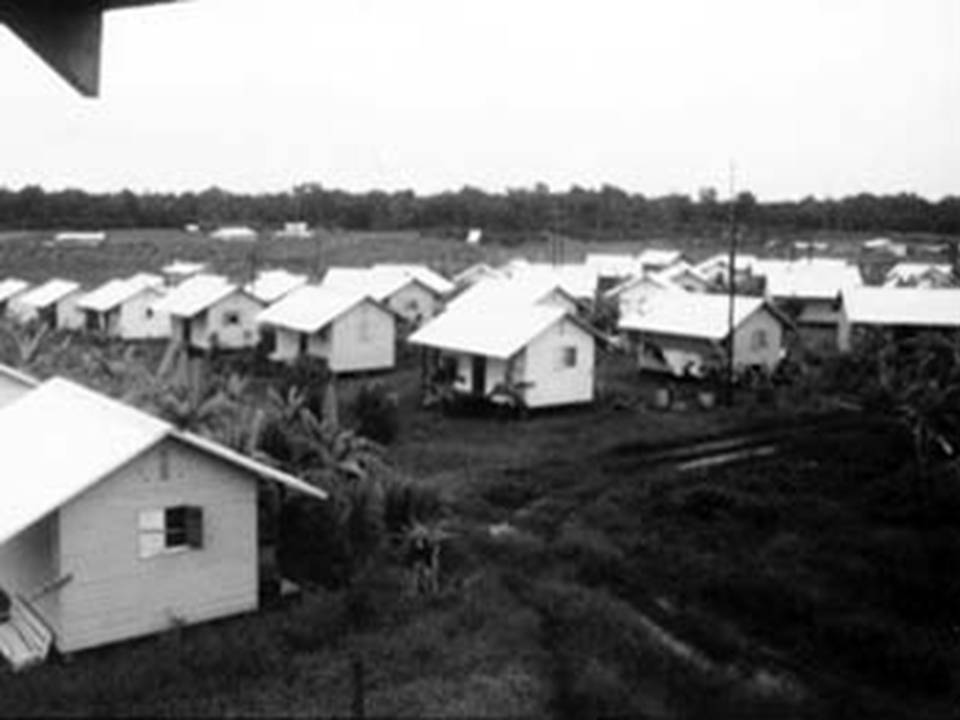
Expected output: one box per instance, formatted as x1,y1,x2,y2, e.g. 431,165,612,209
725,161,738,407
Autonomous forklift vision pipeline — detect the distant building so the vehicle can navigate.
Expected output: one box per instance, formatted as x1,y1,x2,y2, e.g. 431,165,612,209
275,222,312,239
838,288,960,352
76,274,169,340
256,286,396,373
151,275,264,350
52,231,106,248
210,226,257,243
8,279,84,330
883,262,956,289
244,269,308,305
0,279,31,318
619,293,789,377
322,267,447,326
161,260,208,287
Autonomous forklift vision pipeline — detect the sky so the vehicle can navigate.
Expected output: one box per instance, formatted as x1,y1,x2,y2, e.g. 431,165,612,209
0,0,957,200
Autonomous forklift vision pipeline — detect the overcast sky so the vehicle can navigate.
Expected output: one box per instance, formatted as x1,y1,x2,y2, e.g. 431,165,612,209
0,0,956,200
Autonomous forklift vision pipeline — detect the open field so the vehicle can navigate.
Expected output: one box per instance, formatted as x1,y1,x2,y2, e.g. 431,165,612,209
1,229,958,716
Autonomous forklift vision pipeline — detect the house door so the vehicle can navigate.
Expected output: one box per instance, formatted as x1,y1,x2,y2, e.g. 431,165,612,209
471,355,487,397
181,318,192,343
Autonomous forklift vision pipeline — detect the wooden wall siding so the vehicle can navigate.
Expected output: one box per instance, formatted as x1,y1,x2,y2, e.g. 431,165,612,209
522,317,595,408
329,301,395,373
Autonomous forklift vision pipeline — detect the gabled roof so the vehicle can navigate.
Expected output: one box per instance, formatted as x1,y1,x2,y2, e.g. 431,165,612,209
695,253,761,276
0,377,326,547
0,278,30,304
162,260,207,277
657,260,708,286
605,271,682,300
755,259,861,300
322,267,435,302
244,269,309,304
256,285,379,334
77,274,164,313
618,293,778,341
443,275,580,317
409,304,577,359
842,288,960,328
499,261,598,299
371,264,455,295
884,262,953,286
15,279,81,309
585,253,644,278
452,262,501,286
151,274,249,318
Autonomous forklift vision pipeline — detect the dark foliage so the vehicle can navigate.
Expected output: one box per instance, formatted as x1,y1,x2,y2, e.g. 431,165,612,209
351,382,400,444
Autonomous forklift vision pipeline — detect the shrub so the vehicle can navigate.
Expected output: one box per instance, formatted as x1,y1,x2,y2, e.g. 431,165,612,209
352,382,400,444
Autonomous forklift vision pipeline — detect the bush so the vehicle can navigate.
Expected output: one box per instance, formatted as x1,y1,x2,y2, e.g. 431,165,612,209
352,382,400,444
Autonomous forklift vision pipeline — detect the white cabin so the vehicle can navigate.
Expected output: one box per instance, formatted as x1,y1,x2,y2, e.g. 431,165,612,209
410,305,596,409
152,275,265,350
8,279,84,330
77,274,169,340
0,279,31,318
257,286,396,373
0,378,326,667
838,288,960,353
322,267,446,326
619,294,788,377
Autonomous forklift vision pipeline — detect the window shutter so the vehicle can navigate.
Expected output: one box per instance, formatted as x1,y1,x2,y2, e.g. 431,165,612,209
184,506,204,549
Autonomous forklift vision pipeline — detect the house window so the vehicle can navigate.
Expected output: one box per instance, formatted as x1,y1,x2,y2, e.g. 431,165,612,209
138,506,203,559
556,345,578,370
145,307,154,319
750,329,768,351
223,311,242,326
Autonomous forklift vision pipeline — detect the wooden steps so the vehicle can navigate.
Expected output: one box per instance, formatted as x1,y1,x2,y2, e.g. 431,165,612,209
0,596,53,672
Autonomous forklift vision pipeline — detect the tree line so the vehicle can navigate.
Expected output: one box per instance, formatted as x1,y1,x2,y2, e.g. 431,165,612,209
1,183,958,237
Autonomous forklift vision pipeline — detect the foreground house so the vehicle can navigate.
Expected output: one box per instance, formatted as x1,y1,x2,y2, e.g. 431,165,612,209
409,305,596,409
151,275,265,351
838,288,960,352
0,279,31,318
619,293,789,377
76,274,169,339
8,279,84,330
0,378,326,670
256,286,396,373
0,364,37,409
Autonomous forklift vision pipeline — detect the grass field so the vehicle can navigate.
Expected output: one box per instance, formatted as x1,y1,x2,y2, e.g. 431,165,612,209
1,229,958,716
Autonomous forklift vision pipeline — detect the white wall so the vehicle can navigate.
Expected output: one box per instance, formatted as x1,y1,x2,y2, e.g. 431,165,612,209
520,317,594,408
329,301,395,373
616,281,671,317
118,288,170,340
186,292,264,350
55,291,85,331
730,306,784,370
55,438,259,653
385,282,440,325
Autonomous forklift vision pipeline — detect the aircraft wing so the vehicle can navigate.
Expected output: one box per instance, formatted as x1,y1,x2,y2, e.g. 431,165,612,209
0,1,180,97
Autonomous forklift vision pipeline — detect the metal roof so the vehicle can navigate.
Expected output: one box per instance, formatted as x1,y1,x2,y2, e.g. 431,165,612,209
755,259,862,300
77,274,164,313
0,278,30,304
0,364,38,390
371,264,455,295
256,285,374,334
0,377,326,547
322,267,431,302
884,262,953,285
15,278,81,309
842,287,960,327
409,304,571,359
162,260,207,277
618,293,770,340
443,275,579,317
244,269,308,304
150,274,240,318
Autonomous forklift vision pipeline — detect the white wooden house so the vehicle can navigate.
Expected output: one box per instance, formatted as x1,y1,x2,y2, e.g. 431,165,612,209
883,262,956,289
256,286,396,373
8,279,84,330
0,364,37,409
151,275,265,351
76,274,169,340
618,293,789,377
372,264,455,297
409,305,596,409
0,377,326,669
210,226,257,242
0,279,31,318
838,288,960,352
161,260,207,287
756,259,862,353
322,267,446,326
444,276,581,318
604,272,683,318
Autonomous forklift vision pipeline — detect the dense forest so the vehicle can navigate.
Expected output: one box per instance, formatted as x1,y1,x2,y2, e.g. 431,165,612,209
1,183,959,238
